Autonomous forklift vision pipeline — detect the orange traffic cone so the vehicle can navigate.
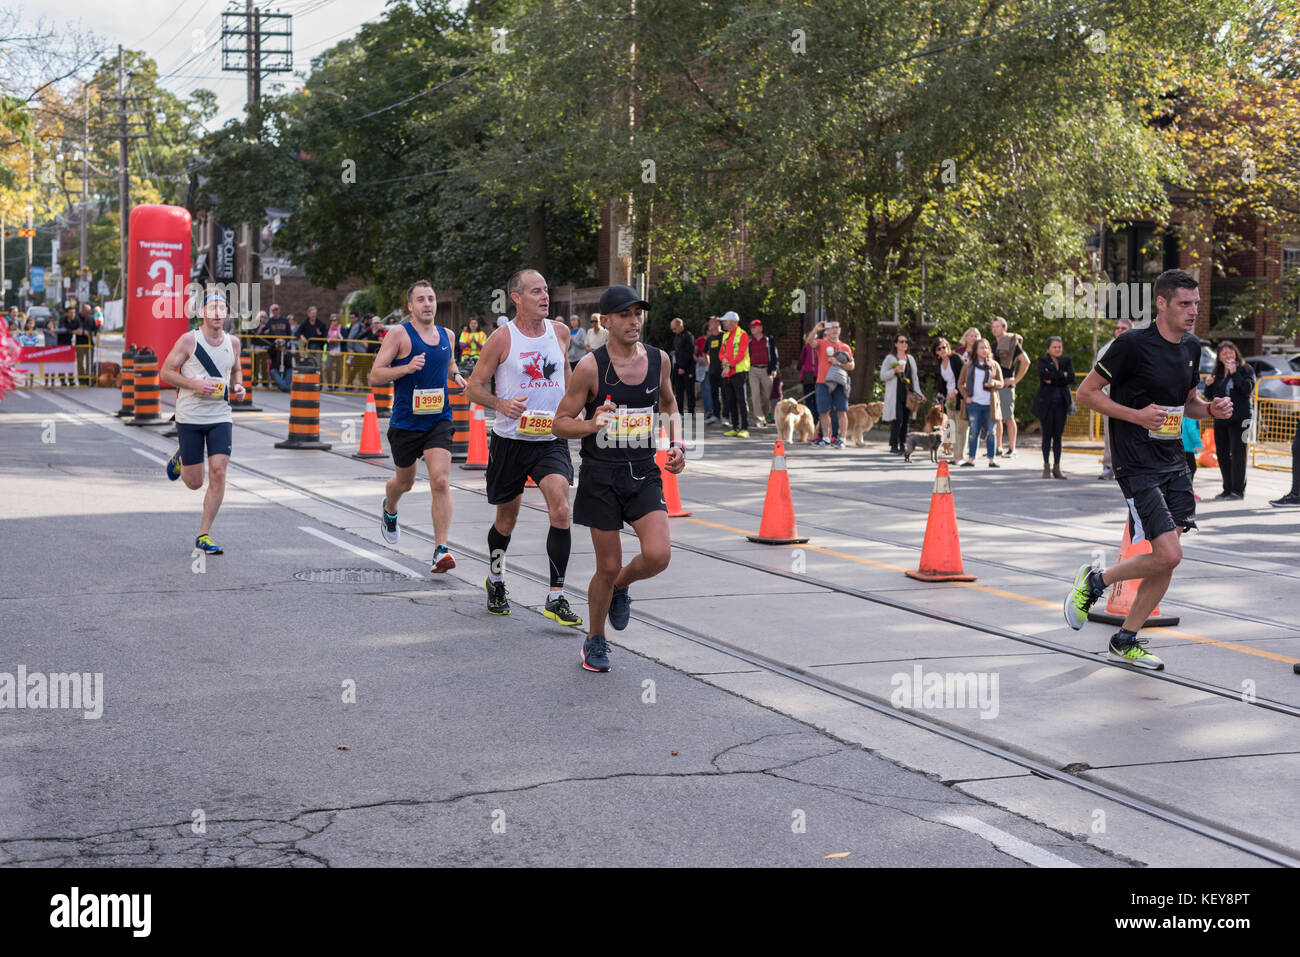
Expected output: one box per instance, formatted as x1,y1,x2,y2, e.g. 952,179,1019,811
1197,424,1217,469
1087,525,1180,627
747,440,808,544
352,393,385,459
461,403,488,470
655,427,690,517
905,461,976,582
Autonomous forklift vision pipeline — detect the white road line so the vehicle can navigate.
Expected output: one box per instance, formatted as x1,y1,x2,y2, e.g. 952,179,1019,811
298,526,420,578
937,815,1079,868
56,412,85,425
132,448,169,465
12,389,31,399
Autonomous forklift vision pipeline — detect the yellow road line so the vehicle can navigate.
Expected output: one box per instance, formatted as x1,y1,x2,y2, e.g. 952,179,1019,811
679,516,1299,665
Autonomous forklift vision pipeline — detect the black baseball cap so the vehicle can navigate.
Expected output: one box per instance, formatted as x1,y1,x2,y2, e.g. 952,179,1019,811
598,284,649,315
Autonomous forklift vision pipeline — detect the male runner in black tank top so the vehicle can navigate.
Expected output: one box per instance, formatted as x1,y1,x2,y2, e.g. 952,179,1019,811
554,284,685,672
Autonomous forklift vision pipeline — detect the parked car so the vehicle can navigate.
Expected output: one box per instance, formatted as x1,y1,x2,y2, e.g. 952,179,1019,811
1244,354,1300,444
1244,354,1300,402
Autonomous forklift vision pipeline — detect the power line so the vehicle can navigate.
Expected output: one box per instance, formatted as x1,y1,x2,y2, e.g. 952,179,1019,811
343,65,480,124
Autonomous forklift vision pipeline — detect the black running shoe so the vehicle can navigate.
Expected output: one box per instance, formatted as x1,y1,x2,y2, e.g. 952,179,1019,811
543,595,582,626
485,578,510,615
380,498,399,544
582,634,611,672
1270,492,1300,508
609,585,631,630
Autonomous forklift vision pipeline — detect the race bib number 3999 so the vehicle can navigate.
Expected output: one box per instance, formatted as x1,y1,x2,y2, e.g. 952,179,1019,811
413,389,445,414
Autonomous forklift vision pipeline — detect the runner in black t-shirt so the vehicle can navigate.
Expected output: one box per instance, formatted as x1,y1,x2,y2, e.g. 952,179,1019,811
553,284,685,673
1064,269,1233,670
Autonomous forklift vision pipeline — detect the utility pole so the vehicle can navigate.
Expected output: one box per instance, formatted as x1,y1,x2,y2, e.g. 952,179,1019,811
118,45,127,302
221,3,291,297
80,83,89,303
99,46,149,301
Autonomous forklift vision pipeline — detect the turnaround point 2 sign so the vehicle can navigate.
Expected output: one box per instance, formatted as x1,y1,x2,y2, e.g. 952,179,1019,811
126,204,192,361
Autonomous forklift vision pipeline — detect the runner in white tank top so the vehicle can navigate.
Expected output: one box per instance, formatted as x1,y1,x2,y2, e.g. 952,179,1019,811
466,269,582,626
174,330,235,424
159,292,246,555
491,318,568,441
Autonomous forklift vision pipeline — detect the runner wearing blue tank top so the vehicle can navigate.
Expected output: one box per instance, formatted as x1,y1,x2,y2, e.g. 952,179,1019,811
370,280,467,574
554,284,685,672
466,269,582,627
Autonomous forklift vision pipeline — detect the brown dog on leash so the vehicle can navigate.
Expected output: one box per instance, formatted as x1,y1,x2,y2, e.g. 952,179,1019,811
843,401,885,447
774,398,817,444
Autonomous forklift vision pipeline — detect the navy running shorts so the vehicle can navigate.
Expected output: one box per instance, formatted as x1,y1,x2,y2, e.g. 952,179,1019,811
177,421,233,466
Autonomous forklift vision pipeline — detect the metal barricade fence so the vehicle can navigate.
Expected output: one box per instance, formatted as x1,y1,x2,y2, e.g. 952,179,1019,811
1250,376,1299,473
248,335,381,395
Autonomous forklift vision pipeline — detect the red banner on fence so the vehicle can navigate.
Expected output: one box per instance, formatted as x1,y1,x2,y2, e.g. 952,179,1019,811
14,345,76,376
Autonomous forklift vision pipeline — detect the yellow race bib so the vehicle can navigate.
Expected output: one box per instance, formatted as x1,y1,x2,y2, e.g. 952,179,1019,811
518,410,555,437
1148,405,1183,440
413,388,445,414
608,406,653,441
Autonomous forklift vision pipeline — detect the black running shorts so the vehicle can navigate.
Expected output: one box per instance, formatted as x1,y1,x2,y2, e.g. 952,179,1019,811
485,434,573,504
1117,469,1197,545
177,421,233,466
388,419,455,469
573,458,666,531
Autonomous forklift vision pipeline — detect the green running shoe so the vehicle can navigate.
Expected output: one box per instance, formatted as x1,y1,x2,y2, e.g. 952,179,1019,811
1108,632,1165,671
195,534,223,555
166,448,182,481
543,595,582,626
485,578,510,615
723,428,739,437
734,429,749,438
1064,564,1104,630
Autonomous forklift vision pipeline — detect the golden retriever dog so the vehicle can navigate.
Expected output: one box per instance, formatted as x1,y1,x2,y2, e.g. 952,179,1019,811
774,398,817,444
843,401,885,447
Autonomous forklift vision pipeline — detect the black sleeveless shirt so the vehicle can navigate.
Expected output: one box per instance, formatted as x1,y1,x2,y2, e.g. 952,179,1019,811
581,345,662,465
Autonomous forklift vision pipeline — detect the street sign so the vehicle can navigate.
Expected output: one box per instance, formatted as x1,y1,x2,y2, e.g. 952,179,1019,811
17,228,35,238
2,279,10,290
77,278,90,302
30,266,44,291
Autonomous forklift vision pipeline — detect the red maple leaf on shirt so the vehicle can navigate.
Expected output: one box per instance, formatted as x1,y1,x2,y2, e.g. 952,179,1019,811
522,353,545,381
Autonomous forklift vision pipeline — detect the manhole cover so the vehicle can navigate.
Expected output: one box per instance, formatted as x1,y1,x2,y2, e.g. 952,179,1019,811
294,567,413,584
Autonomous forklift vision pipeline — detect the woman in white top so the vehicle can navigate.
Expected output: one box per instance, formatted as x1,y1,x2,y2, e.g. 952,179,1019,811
956,338,1004,467
880,333,925,455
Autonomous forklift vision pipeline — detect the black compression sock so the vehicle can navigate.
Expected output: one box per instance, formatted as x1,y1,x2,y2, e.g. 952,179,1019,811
1113,628,1138,644
547,525,571,590
488,524,511,581
1088,569,1106,594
